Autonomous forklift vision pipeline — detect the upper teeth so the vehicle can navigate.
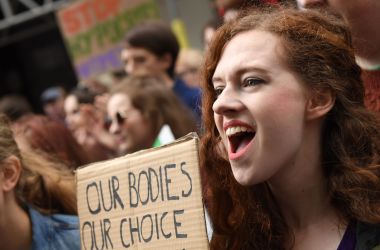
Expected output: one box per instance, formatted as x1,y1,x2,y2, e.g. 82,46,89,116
226,126,253,136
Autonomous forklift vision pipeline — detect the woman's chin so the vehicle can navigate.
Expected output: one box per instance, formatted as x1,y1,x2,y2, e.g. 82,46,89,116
232,166,262,186
233,171,253,186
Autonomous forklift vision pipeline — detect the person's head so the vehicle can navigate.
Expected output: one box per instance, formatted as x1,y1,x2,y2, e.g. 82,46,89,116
0,115,76,216
215,0,273,22
295,0,379,27
12,114,91,169
215,0,246,10
295,0,379,34
40,86,66,123
296,0,380,69
0,115,22,205
121,21,179,79
203,5,364,184
202,17,224,50
296,0,356,13
175,48,204,88
201,6,380,249
64,86,95,132
107,75,196,154
0,94,33,121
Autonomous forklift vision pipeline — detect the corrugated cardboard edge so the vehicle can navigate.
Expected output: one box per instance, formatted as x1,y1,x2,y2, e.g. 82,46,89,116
75,132,210,248
76,132,199,171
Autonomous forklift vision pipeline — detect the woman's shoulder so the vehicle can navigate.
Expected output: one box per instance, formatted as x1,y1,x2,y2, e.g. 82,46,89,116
29,206,81,250
49,213,79,230
356,221,380,250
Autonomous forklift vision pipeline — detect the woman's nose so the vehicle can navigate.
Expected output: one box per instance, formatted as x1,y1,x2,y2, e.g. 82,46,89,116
109,120,121,134
212,88,244,115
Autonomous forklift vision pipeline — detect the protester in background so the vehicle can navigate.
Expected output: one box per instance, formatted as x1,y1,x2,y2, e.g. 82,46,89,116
64,86,116,162
0,94,33,121
12,114,91,169
202,16,224,51
78,75,114,120
175,48,204,88
64,86,96,135
107,75,197,155
214,0,281,22
296,0,380,114
201,7,380,250
0,114,80,249
40,86,66,124
121,21,202,123
110,68,128,83
214,0,250,21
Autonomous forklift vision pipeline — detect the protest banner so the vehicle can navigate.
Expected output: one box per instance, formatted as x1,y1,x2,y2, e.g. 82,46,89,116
56,0,160,80
76,133,209,249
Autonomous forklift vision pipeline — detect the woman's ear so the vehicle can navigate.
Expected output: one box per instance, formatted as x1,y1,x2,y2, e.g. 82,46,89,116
306,89,335,120
1,155,21,192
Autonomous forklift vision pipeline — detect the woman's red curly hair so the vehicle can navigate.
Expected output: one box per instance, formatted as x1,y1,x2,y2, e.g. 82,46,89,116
200,6,380,250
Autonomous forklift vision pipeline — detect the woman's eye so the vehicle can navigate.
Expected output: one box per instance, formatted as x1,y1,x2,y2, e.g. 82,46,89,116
214,87,224,97
243,77,265,87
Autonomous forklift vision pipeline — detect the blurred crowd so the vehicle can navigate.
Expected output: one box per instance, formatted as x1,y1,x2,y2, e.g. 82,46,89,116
1,0,380,249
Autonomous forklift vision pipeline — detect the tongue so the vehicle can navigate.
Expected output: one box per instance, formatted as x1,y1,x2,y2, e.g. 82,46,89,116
236,136,252,153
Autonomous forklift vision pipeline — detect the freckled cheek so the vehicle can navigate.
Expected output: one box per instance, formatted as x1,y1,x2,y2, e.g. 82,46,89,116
264,90,305,115
256,91,305,131
265,97,306,150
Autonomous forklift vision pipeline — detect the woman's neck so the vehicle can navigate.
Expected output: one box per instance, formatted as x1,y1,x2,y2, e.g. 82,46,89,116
267,122,340,230
0,200,32,250
268,156,346,250
268,163,333,230
266,124,346,249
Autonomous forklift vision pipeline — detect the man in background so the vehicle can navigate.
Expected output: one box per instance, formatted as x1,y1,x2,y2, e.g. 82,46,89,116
121,21,201,123
40,86,66,124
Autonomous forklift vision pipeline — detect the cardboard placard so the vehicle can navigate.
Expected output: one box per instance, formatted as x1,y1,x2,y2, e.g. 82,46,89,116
76,133,209,249
56,0,160,80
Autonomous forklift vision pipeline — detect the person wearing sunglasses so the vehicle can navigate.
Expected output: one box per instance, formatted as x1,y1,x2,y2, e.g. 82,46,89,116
106,75,197,155
64,86,116,162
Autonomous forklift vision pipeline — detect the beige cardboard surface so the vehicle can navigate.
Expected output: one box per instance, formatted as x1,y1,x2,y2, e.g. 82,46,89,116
76,133,209,249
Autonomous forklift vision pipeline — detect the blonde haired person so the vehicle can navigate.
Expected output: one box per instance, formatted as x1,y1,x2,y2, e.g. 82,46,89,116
0,114,80,250
175,48,204,88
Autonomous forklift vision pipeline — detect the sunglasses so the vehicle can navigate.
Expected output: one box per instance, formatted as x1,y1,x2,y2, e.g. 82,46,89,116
104,111,128,130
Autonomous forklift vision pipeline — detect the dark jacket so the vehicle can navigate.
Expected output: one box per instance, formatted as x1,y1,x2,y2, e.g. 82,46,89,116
357,221,380,250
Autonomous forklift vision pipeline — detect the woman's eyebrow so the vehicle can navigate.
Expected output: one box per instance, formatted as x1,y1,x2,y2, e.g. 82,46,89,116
212,66,269,85
211,76,224,85
235,66,269,76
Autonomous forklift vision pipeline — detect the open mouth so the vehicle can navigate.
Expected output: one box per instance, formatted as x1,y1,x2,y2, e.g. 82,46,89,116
226,126,256,154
